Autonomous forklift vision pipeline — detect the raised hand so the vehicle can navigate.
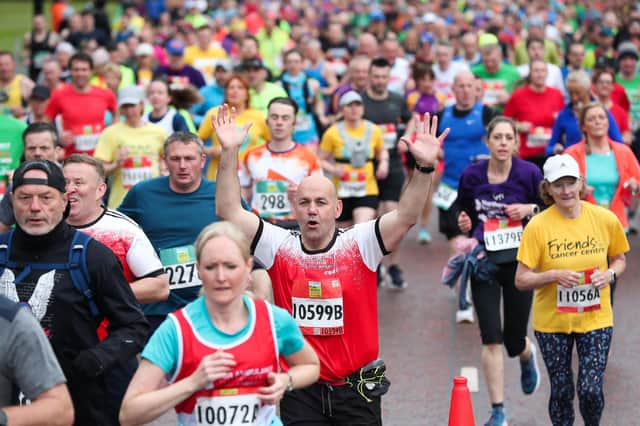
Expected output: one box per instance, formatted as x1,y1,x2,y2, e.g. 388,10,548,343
211,103,252,150
399,113,449,168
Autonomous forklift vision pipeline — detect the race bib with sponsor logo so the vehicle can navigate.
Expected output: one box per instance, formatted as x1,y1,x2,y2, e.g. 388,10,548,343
483,218,523,251
291,278,344,336
121,156,154,189
337,170,367,198
160,245,202,290
195,389,274,426
72,123,104,152
252,180,291,218
557,267,601,313
378,123,398,150
526,126,552,148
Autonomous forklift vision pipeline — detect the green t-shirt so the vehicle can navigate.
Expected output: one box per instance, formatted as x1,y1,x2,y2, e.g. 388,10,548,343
471,63,522,110
617,73,640,132
249,82,288,118
513,39,561,66
0,115,26,180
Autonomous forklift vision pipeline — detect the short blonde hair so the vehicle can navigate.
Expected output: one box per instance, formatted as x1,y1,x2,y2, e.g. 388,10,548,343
194,221,251,263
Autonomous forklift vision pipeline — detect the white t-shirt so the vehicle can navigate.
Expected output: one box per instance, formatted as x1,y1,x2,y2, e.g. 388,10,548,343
433,61,471,107
517,63,566,96
77,208,163,281
388,57,411,95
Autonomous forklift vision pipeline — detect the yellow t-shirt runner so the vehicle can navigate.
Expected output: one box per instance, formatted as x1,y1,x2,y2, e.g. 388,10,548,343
320,120,384,198
94,122,166,208
198,106,269,180
183,45,228,84
517,202,629,334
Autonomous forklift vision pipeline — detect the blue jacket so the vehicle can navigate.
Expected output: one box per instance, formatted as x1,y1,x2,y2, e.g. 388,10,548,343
546,102,623,156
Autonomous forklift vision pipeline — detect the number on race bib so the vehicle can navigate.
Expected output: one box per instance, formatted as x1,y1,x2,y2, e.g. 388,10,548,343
253,180,291,218
160,246,202,290
259,194,287,212
166,263,199,287
291,279,344,336
483,218,523,251
557,268,601,313
195,395,261,425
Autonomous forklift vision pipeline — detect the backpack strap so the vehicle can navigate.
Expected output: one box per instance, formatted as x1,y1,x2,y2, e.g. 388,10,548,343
68,231,99,318
0,229,13,276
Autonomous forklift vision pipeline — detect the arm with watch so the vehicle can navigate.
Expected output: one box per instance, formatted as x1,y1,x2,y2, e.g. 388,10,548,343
379,112,449,252
590,253,625,290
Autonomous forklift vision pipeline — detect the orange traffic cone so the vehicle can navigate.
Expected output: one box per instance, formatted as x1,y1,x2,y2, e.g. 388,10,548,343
448,376,475,426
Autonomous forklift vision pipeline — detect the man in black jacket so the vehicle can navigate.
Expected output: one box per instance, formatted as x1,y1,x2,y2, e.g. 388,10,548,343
0,159,148,425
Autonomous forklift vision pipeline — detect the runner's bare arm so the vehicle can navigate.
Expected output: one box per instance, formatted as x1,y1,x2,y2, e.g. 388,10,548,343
130,273,170,304
378,113,448,252
3,384,74,426
213,104,261,240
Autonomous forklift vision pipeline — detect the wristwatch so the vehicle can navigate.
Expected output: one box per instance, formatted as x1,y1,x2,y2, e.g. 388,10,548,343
414,163,435,174
607,268,617,283
531,204,540,215
0,408,7,426
286,371,294,392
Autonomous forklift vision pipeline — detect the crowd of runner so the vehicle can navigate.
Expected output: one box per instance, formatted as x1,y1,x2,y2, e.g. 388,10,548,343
0,0,639,425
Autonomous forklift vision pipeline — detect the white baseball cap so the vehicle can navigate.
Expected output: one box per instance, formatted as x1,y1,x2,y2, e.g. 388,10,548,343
543,154,581,182
135,43,154,57
339,90,363,107
118,85,145,107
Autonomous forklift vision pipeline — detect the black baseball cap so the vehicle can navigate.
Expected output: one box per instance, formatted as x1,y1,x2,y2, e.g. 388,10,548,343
30,85,51,101
241,58,266,70
12,160,66,193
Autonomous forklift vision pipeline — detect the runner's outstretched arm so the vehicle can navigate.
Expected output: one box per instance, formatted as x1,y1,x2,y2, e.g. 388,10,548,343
378,113,449,252
213,104,261,241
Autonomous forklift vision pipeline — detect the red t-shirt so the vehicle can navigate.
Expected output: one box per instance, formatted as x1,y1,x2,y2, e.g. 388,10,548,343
503,85,565,159
254,219,385,382
45,84,116,157
608,103,630,134
611,83,630,113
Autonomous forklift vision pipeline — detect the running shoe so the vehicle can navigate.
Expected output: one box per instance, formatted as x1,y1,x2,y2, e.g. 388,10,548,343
484,407,507,426
455,306,475,323
387,264,408,290
417,228,432,244
377,264,389,288
520,342,540,395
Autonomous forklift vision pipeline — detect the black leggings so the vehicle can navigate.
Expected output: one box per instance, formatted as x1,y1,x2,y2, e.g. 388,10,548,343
470,261,533,357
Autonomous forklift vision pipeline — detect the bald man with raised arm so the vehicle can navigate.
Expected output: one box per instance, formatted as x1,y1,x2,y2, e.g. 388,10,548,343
213,103,448,425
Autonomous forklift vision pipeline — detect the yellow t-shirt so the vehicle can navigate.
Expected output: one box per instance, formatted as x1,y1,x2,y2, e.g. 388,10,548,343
183,45,228,83
94,122,167,208
517,202,629,333
0,75,25,115
197,106,269,180
319,120,384,197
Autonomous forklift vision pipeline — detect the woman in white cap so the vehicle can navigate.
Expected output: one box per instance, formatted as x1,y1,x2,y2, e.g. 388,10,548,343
515,154,629,426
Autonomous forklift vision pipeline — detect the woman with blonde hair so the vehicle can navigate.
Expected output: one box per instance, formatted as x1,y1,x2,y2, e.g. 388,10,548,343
120,221,319,426
564,102,640,232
